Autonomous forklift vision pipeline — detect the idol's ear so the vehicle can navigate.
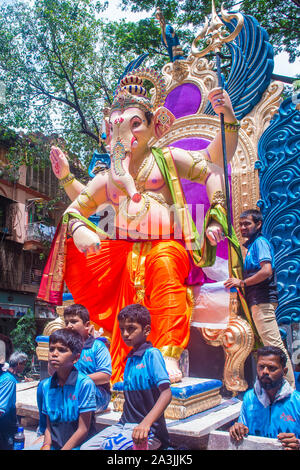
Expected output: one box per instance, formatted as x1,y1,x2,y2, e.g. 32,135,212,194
153,107,176,139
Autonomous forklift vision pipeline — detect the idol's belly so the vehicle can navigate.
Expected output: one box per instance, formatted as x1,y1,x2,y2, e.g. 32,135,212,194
116,196,175,239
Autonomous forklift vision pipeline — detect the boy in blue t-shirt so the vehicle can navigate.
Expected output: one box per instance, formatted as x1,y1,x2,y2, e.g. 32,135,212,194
39,329,97,450
63,304,112,412
81,304,172,450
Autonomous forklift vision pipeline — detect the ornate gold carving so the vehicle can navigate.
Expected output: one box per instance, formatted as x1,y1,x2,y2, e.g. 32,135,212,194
113,388,222,420
171,60,189,83
201,291,255,393
36,301,70,361
211,190,226,208
42,305,65,336
191,0,244,57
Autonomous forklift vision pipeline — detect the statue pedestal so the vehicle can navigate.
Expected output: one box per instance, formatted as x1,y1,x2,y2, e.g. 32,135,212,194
113,377,223,420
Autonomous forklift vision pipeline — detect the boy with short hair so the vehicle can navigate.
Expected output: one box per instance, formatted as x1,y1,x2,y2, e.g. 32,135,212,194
63,304,112,412
39,328,97,450
81,304,172,450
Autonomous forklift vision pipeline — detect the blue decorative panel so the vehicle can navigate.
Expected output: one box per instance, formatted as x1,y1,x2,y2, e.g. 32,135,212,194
204,13,274,120
256,96,300,325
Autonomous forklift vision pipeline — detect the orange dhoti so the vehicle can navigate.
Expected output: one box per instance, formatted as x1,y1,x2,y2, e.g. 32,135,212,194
64,238,191,383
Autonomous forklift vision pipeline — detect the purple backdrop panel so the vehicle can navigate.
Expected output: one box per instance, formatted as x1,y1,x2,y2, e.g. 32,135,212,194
171,137,211,151
164,83,201,119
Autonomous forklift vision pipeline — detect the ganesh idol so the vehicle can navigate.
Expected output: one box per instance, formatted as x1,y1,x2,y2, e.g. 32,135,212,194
38,67,241,384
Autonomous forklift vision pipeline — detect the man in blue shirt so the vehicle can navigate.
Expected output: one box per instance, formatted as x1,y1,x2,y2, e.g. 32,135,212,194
0,351,28,449
64,304,112,411
230,346,300,450
224,209,295,388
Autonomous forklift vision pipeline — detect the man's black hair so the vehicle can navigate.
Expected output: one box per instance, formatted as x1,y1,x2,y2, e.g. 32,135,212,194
49,328,83,356
117,304,151,329
256,345,287,368
63,303,90,324
240,209,263,226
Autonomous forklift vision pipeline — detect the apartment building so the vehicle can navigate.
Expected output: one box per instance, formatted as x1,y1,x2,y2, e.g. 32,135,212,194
0,139,67,340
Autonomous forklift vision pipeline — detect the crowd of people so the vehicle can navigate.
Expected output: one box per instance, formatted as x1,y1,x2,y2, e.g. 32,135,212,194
0,209,299,451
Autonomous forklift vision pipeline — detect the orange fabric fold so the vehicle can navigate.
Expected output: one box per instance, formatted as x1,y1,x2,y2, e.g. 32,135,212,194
64,238,190,383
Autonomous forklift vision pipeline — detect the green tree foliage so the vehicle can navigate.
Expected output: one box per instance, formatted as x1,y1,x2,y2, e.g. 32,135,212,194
10,309,36,374
120,0,300,63
0,0,135,167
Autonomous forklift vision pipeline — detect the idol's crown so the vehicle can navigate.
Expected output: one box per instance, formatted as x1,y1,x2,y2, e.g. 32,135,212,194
110,67,167,115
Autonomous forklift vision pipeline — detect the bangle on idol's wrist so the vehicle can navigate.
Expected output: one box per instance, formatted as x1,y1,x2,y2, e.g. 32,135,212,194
59,172,75,187
68,218,85,236
211,190,226,209
224,119,240,132
71,223,87,237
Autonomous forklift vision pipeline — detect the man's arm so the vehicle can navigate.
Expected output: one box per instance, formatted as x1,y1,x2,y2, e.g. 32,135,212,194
132,386,172,445
224,261,273,288
40,417,52,450
88,371,111,386
60,411,92,450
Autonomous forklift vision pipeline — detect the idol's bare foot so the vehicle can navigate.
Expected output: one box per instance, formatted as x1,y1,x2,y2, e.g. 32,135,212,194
164,356,182,384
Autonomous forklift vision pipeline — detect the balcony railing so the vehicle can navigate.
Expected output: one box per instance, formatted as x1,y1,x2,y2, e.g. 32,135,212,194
25,223,56,244
22,268,43,286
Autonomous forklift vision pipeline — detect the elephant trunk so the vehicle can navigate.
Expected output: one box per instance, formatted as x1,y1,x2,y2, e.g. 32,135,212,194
110,118,141,202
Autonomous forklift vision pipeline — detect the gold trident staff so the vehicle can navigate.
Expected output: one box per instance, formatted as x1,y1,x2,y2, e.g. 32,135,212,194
191,1,244,239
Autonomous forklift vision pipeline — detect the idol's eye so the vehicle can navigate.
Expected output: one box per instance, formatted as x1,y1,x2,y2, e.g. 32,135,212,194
131,118,142,129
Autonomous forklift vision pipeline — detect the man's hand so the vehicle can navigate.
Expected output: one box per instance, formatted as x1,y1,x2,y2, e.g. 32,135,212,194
224,278,242,289
206,221,225,246
50,146,70,180
23,376,34,382
278,433,300,450
132,420,150,446
229,422,249,442
208,87,236,123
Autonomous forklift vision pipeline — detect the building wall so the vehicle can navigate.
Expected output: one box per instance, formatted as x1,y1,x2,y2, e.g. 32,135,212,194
0,142,66,331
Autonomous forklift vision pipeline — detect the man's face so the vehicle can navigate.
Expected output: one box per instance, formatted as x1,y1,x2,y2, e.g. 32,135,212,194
16,361,26,375
239,216,261,239
119,318,150,349
48,341,78,371
257,354,287,391
64,315,89,339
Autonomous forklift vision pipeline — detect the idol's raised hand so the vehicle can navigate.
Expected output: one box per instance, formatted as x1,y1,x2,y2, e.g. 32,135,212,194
208,87,236,123
50,146,70,180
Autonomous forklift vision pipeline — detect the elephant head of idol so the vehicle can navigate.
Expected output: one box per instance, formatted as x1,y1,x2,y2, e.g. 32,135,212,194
105,68,176,202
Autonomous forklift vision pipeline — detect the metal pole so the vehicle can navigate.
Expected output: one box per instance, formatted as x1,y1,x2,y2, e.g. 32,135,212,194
216,52,232,239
